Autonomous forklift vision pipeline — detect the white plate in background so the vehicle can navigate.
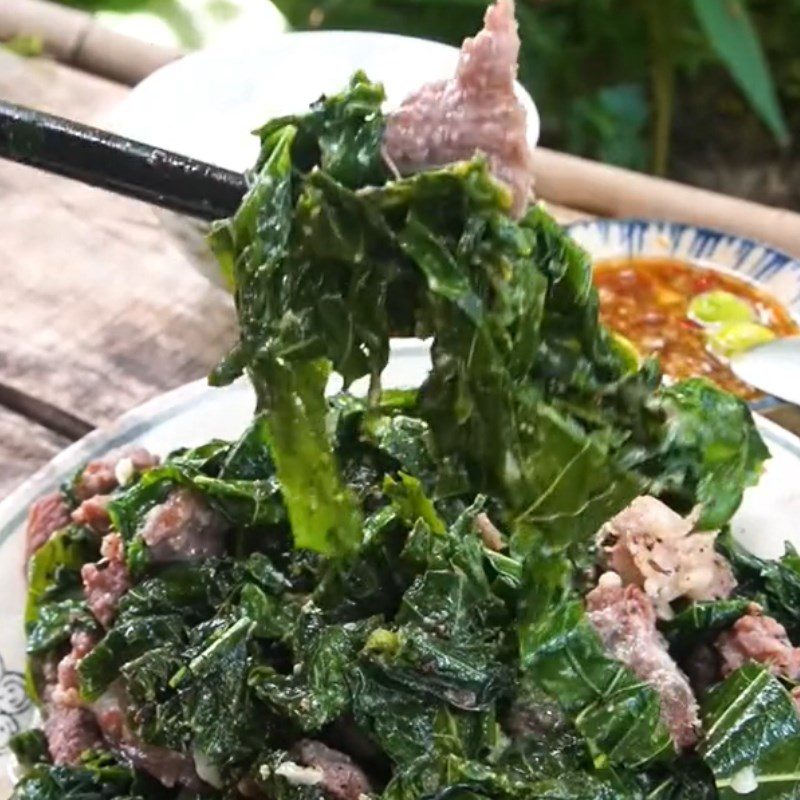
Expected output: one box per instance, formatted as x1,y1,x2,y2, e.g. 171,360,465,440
108,30,541,287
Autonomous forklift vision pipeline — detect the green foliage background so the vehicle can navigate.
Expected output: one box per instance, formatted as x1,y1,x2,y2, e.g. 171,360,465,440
268,0,797,176
44,0,800,185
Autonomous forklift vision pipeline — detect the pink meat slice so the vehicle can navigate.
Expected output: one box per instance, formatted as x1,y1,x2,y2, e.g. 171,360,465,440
52,630,98,707
93,686,206,790
294,740,373,800
72,494,112,534
383,0,534,216
81,533,131,627
140,488,226,562
122,742,207,791
75,446,159,500
44,705,103,765
25,491,71,560
716,610,800,680
597,495,736,618
586,576,700,750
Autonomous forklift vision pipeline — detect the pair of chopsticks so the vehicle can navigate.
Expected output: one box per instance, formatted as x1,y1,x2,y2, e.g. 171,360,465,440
0,99,246,220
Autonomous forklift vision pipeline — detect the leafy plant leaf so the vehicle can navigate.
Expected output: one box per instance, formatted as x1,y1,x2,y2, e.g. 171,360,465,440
691,0,789,144
717,533,800,639
649,379,769,529
700,664,800,799
78,614,185,701
661,598,752,650
522,600,673,769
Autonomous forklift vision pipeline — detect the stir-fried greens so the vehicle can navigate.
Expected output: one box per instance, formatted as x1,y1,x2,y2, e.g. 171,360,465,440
11,73,800,800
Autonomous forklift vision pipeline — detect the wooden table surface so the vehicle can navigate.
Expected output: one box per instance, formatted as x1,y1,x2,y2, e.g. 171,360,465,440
0,49,797,499
0,50,236,495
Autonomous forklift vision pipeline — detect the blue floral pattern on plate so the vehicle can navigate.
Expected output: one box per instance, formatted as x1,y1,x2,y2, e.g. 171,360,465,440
0,656,31,754
565,218,800,317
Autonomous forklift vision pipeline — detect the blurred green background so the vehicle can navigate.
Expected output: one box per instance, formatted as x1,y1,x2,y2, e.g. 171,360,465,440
47,0,800,209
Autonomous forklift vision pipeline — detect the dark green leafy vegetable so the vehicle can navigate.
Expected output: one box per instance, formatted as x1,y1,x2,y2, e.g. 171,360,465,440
718,533,800,638
699,665,800,799
13,65,782,800
661,598,752,649
10,753,174,800
210,118,364,558
9,730,49,770
643,762,718,799
647,380,769,529
24,526,99,700
249,612,378,732
26,527,98,633
381,706,628,800
26,598,95,655
79,615,185,701
362,623,511,713
210,71,765,566
520,598,673,769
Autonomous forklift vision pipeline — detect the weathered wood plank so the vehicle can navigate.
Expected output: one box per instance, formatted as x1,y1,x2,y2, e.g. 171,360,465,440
0,406,70,497
0,52,236,432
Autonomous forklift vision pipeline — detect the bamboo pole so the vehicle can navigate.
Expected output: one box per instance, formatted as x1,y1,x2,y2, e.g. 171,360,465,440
0,0,180,85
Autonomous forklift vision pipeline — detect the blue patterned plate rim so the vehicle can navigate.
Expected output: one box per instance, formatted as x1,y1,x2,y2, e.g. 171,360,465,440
564,217,800,318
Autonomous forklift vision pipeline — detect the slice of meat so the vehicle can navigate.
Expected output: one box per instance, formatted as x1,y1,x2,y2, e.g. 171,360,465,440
25,491,71,560
100,531,125,562
72,494,112,534
91,687,127,743
715,610,800,680
44,704,103,765
597,495,736,618
383,0,534,216
122,741,207,790
586,575,700,750
293,740,373,800
140,488,226,563
75,446,159,501
93,686,206,790
52,630,98,707
475,513,504,551
81,533,131,627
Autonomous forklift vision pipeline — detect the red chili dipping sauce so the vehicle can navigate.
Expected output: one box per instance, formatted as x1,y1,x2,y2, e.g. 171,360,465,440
593,258,798,399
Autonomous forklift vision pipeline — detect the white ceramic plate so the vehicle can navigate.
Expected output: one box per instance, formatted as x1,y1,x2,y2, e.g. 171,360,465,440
1,340,800,798
108,30,541,287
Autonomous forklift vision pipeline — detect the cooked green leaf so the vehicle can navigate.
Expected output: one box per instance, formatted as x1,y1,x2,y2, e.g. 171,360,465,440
519,556,672,769
79,615,185,701
662,598,752,649
718,533,800,638
649,379,769,529
700,664,800,799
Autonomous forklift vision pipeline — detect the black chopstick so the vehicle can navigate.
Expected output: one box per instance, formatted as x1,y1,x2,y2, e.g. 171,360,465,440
0,99,247,221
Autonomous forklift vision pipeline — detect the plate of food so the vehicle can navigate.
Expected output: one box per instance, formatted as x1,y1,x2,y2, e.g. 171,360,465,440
4,2,800,799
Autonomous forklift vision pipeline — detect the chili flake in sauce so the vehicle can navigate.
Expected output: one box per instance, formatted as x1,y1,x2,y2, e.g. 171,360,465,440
593,257,799,399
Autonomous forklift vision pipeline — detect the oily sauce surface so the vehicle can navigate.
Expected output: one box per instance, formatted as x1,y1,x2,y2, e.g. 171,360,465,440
593,257,798,398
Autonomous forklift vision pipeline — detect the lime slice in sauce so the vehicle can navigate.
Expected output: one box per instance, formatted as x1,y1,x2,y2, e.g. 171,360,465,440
688,290,755,326
610,332,641,372
707,321,775,357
